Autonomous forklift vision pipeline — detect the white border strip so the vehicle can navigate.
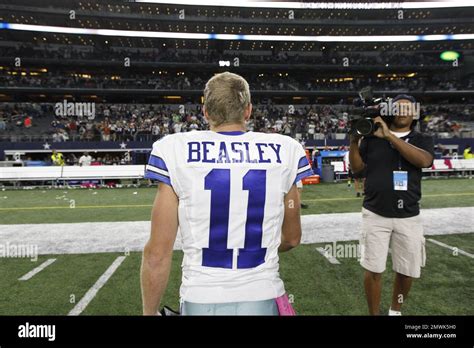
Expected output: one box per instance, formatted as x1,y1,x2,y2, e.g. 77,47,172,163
68,256,126,316
316,247,341,265
427,238,474,259
18,258,56,281
2,23,474,42
134,1,474,10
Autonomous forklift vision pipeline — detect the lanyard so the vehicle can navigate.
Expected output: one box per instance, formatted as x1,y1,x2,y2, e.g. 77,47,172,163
396,137,410,171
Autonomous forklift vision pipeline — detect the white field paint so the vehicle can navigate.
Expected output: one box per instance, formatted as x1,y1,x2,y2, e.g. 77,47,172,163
427,239,474,259
68,256,126,316
315,247,341,265
0,207,472,255
18,259,56,281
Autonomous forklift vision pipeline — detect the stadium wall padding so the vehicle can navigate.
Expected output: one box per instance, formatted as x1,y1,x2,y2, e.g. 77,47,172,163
1,138,473,161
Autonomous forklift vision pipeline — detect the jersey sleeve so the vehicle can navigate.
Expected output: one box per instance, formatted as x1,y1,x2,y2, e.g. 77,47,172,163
293,143,314,184
145,138,173,187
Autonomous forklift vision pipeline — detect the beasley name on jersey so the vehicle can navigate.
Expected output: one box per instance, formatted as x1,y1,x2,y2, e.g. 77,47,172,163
186,139,282,164
144,130,313,303
145,131,312,186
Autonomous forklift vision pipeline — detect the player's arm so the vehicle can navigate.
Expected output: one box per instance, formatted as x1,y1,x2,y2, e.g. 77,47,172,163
279,184,302,252
141,183,179,315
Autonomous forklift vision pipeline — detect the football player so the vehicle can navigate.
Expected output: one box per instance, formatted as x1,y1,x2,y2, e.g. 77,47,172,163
141,72,313,315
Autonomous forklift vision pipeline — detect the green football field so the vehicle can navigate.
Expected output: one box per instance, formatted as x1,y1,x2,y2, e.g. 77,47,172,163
0,178,473,315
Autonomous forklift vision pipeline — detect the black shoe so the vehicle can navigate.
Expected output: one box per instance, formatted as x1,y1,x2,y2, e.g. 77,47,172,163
160,306,180,316
356,192,361,198
301,203,309,209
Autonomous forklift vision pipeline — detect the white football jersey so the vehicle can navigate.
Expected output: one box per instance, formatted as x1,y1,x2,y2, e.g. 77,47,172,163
145,130,313,303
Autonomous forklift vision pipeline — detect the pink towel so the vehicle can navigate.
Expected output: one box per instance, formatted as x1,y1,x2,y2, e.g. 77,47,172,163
275,294,296,316
444,159,453,169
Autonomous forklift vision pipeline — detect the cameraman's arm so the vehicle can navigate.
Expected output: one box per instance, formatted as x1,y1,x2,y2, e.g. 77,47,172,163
387,135,433,168
349,135,366,174
373,116,433,169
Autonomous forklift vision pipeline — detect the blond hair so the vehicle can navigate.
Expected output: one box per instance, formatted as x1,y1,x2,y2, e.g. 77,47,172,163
203,72,251,127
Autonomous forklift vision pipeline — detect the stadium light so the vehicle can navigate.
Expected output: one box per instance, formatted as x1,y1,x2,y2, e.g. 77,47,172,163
2,23,474,42
440,51,460,61
133,0,474,9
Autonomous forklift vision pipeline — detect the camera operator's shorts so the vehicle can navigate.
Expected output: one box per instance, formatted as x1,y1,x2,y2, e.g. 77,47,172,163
359,208,426,278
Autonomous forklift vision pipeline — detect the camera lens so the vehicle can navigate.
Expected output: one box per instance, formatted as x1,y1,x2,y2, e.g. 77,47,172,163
355,119,373,136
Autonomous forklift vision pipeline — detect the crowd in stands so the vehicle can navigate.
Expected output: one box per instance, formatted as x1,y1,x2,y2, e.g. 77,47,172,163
0,102,472,142
59,152,130,166
17,104,350,142
1,70,472,92
0,45,458,66
422,104,472,137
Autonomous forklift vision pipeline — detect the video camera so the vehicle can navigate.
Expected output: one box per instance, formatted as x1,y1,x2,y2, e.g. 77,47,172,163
349,86,389,136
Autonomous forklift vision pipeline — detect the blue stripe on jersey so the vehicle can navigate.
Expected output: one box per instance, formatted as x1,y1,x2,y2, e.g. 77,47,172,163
294,168,314,184
217,131,246,136
146,166,170,178
148,154,168,171
298,156,309,169
144,169,172,186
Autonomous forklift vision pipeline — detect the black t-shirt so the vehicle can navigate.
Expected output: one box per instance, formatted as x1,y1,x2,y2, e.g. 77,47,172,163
359,131,434,218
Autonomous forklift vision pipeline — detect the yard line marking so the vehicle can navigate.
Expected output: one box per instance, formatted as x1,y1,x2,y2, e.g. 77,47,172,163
68,256,126,316
18,258,56,281
303,192,474,202
1,192,473,211
423,193,474,197
316,247,341,265
0,204,152,211
427,239,474,259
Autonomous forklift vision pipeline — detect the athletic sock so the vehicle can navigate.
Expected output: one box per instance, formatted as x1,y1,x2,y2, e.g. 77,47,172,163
388,308,402,316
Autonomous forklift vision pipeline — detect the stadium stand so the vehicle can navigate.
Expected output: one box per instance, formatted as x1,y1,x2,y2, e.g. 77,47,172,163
0,0,472,184
0,102,472,143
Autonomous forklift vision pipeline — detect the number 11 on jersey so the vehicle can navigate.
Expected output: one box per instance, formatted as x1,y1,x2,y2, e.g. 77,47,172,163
202,169,267,269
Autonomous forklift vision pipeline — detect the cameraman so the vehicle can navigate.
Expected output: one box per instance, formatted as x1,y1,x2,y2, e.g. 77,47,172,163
349,95,434,316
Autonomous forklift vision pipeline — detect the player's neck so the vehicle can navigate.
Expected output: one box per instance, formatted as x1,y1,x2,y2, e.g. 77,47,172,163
211,123,247,133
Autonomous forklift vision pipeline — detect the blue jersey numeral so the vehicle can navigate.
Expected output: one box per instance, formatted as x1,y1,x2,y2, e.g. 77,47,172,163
202,169,267,269
239,170,267,268
202,169,233,268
